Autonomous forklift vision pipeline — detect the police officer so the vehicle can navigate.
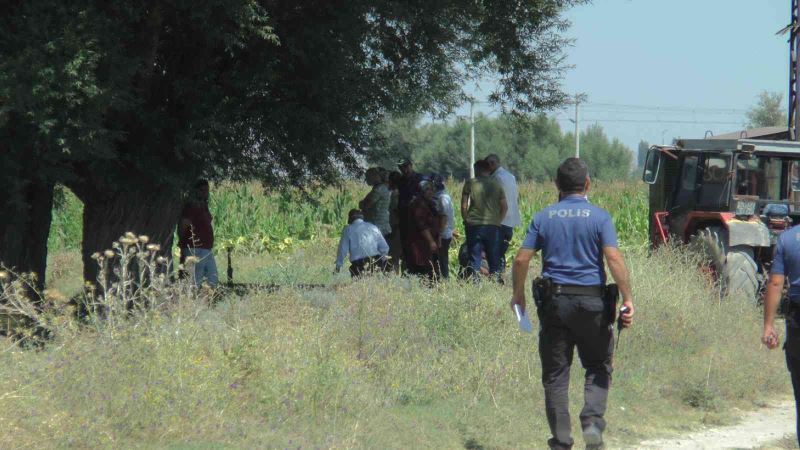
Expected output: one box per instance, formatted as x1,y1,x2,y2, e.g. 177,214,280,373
762,221,800,446
511,158,634,450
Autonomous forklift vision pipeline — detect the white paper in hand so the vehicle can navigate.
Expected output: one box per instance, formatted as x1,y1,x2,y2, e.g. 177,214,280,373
513,304,533,334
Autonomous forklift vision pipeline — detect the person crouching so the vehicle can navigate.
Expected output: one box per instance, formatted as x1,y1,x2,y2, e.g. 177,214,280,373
335,209,390,277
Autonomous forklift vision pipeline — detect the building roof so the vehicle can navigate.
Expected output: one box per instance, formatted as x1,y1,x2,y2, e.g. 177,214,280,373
708,126,789,140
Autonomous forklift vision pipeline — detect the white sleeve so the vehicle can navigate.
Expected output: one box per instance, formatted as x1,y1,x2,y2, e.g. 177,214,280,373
335,227,349,268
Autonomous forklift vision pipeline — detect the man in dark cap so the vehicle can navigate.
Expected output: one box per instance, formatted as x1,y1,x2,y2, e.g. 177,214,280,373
396,158,423,271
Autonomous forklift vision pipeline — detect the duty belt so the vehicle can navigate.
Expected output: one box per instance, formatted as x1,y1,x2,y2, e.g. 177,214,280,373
553,284,604,296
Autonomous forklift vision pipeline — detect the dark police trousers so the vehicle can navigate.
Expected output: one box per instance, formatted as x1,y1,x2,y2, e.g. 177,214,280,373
785,304,800,446
538,293,614,449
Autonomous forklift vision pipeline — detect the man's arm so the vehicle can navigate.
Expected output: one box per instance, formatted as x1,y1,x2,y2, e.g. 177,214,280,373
460,182,471,220
498,197,508,222
360,190,376,210
178,216,193,244
603,246,634,328
335,229,349,272
763,273,784,349
511,248,536,313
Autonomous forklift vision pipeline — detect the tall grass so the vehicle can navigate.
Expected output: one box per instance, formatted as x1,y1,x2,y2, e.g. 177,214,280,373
49,180,648,254
4,243,789,448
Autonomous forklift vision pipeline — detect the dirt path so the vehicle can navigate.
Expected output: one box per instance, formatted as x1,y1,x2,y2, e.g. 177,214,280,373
635,401,795,449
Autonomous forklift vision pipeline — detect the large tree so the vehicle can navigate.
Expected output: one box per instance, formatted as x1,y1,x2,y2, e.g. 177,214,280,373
1,0,584,285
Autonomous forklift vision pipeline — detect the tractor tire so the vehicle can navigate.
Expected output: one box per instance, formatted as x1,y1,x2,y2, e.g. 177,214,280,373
692,226,759,303
723,247,759,301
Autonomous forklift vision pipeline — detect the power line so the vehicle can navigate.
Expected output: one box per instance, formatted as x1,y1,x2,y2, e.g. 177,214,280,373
554,117,743,125
581,101,748,114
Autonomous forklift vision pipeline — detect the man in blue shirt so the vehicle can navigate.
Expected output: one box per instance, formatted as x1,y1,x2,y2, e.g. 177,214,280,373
763,225,800,446
335,209,390,277
511,158,635,450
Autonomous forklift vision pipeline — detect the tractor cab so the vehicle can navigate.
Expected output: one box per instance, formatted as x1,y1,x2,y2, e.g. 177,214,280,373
642,138,800,300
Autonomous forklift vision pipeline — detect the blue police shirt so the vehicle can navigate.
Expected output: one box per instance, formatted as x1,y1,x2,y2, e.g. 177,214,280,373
521,195,618,286
771,225,800,299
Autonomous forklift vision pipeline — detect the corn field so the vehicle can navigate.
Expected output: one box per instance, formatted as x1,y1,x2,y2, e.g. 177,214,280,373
49,180,649,254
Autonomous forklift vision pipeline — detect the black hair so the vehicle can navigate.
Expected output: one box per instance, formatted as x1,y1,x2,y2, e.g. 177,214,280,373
194,179,210,189
388,171,403,187
485,154,500,164
348,209,364,223
556,158,588,193
474,160,490,174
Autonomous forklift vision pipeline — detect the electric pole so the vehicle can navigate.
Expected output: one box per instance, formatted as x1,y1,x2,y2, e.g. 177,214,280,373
790,0,800,140
469,100,476,178
571,93,587,158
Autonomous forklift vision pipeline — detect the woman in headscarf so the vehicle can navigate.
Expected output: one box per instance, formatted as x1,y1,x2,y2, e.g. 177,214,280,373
407,180,441,279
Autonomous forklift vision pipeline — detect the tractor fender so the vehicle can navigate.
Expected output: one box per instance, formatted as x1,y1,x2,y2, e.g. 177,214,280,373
724,218,771,248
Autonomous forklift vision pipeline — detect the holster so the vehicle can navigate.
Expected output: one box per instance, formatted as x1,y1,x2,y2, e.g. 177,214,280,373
532,277,553,309
604,284,620,325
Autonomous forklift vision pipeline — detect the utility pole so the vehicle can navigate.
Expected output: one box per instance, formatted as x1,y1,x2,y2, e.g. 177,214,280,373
469,100,476,178
791,0,800,140
571,93,587,158
574,98,580,158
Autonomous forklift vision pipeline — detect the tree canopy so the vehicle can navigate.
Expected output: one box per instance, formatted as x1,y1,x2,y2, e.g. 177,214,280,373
369,114,633,182
745,91,787,129
1,0,586,285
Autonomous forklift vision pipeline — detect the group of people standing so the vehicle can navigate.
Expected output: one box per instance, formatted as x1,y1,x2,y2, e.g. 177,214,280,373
334,154,520,281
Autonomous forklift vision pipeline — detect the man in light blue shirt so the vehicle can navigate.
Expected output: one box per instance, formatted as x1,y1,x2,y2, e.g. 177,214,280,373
486,154,521,272
335,209,390,277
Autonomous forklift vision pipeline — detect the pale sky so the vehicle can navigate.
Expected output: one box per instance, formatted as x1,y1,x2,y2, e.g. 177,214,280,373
464,0,791,155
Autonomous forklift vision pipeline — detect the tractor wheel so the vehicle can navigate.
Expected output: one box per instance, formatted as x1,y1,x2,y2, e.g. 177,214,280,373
692,226,759,302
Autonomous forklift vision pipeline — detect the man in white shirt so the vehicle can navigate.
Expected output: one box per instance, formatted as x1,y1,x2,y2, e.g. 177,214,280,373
335,209,390,277
485,154,521,272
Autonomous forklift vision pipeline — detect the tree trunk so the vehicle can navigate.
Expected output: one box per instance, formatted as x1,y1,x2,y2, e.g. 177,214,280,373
0,180,54,292
81,186,183,285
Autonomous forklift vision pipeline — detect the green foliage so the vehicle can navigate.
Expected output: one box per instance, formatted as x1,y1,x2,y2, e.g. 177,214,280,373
370,114,633,181
49,180,649,255
746,91,787,129
2,0,585,194
48,186,84,252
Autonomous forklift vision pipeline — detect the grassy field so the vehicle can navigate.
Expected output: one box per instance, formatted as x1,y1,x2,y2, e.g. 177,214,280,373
0,180,790,448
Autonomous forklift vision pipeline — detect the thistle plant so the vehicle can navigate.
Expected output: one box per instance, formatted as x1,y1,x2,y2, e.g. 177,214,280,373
0,233,210,342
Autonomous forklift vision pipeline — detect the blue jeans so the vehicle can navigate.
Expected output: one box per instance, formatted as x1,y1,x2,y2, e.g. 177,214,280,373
182,247,219,287
499,225,514,272
437,238,452,279
465,224,501,277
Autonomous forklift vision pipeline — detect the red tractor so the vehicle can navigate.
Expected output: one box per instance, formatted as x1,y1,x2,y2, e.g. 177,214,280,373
642,135,800,301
